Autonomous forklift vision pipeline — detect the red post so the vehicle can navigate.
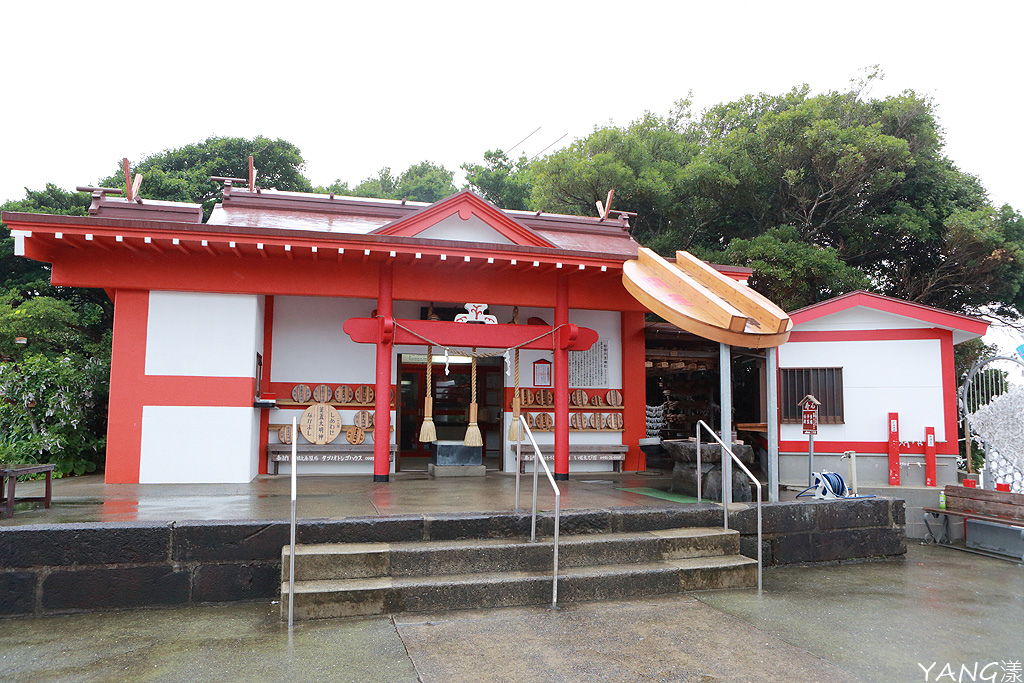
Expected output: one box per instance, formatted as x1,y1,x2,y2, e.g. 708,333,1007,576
620,310,646,471
888,412,900,486
553,274,569,480
374,263,394,482
257,296,274,475
924,426,937,487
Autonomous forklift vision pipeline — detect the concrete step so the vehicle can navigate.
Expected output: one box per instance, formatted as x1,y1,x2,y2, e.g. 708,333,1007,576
281,555,758,620
281,527,740,582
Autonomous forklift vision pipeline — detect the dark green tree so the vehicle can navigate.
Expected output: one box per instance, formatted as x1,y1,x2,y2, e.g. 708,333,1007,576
462,150,532,210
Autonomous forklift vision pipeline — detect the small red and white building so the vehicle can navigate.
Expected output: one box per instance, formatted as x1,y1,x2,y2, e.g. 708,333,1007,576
777,291,989,487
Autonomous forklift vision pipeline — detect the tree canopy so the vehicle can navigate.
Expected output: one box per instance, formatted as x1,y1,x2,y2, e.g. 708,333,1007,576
526,80,1023,320
325,161,458,204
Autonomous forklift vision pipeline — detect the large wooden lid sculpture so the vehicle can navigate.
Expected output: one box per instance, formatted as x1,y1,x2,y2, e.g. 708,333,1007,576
622,247,791,348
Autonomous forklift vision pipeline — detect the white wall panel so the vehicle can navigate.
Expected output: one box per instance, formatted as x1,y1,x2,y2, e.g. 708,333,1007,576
140,406,258,483
795,307,931,331
415,213,514,244
779,338,946,445
146,292,260,377
271,296,376,384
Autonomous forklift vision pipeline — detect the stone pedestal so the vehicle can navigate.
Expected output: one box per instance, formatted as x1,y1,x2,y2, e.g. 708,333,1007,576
663,439,755,502
428,440,485,478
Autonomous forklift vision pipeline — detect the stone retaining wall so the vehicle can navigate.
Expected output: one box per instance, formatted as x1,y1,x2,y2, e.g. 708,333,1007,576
0,499,904,618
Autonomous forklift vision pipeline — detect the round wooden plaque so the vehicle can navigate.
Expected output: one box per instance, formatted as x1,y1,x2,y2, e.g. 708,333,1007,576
535,388,553,406
522,412,535,428
353,410,374,430
605,389,623,407
346,426,365,445
570,389,588,407
312,384,333,404
535,413,553,430
291,384,312,403
278,425,292,444
354,385,375,404
584,414,596,430
299,403,343,445
604,413,624,430
519,388,535,406
335,385,354,404
591,393,605,407
570,413,585,430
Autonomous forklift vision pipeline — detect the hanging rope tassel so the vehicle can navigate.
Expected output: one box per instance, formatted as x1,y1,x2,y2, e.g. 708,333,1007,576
464,351,483,447
419,344,436,442
508,348,521,441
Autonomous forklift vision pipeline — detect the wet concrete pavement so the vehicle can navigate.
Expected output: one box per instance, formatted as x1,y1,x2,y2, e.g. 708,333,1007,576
2,544,1020,682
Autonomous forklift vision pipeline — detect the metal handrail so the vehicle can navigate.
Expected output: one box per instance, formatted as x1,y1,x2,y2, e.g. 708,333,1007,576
514,415,561,608
695,419,762,593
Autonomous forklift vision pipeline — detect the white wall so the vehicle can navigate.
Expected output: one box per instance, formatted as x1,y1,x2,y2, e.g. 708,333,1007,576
779,338,945,446
415,213,514,244
139,292,264,484
146,291,261,377
795,307,931,332
139,406,259,483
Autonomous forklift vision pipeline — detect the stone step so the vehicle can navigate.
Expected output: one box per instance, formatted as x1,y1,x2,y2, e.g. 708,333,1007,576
281,555,758,620
280,527,740,582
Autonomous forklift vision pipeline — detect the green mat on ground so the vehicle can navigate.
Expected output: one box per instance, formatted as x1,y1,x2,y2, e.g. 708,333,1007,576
618,487,699,504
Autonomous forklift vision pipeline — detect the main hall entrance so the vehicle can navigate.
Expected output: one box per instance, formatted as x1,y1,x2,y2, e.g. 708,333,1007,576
397,355,504,471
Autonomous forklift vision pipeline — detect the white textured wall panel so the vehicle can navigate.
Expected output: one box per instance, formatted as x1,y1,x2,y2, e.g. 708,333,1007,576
779,338,946,445
146,292,260,377
139,406,258,483
271,296,376,384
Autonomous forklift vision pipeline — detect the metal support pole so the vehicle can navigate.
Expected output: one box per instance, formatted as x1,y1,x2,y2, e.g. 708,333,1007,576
288,416,297,630
719,343,733,509
808,433,815,487
766,346,780,502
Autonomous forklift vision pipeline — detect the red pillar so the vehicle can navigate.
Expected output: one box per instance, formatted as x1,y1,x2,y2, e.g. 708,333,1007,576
621,310,646,471
374,263,394,482
888,412,900,486
553,274,569,480
257,296,275,476
105,289,149,483
924,426,937,487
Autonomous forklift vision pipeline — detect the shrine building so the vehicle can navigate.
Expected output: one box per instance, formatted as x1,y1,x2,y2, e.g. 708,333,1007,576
6,175,986,496
5,178,791,486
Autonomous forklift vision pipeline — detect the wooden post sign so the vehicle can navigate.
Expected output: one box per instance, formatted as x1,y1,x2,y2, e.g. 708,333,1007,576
800,395,820,434
800,394,820,486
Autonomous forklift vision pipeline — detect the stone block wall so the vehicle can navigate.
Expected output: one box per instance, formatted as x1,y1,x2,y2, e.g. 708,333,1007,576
1,499,905,617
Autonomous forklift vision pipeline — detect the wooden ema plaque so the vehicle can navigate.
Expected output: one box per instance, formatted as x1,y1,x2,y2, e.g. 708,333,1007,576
353,410,374,429
535,413,553,430
278,425,292,444
346,426,365,444
605,389,623,407
291,384,312,403
570,389,589,407
535,389,553,406
590,393,605,407
570,413,586,430
354,385,374,404
604,413,624,430
335,385,354,404
312,384,333,403
300,404,343,445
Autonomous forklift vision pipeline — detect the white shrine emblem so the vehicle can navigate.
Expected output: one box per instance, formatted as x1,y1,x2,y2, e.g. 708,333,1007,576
455,303,497,324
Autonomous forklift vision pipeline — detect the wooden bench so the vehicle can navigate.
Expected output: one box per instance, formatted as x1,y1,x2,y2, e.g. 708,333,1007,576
1,464,55,518
509,445,629,473
923,484,1024,561
267,444,397,475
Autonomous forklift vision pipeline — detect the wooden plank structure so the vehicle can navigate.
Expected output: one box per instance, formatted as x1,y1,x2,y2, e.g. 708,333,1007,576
622,248,791,348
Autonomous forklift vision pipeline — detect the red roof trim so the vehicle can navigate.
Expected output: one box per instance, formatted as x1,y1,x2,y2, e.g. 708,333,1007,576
371,190,556,248
789,290,990,335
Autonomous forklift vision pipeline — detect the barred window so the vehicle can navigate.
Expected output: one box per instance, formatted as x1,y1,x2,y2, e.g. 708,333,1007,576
780,368,844,424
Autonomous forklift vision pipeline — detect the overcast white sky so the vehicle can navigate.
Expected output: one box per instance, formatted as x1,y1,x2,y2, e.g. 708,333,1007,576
2,0,1021,347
